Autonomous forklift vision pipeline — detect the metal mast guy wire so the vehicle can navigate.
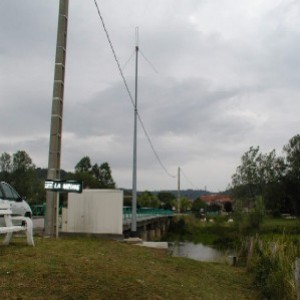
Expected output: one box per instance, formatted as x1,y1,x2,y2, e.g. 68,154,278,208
93,0,176,180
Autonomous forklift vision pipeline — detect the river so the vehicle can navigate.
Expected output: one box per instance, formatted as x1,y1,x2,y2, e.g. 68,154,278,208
169,242,235,263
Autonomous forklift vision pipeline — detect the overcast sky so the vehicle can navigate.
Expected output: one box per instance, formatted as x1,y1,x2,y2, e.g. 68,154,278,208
1,0,300,192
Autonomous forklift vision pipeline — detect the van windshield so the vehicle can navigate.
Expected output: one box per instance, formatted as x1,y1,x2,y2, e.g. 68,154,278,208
1,183,20,200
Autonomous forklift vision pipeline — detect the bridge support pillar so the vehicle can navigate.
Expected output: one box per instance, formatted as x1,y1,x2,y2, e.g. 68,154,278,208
147,228,156,241
161,223,166,238
155,226,161,240
139,225,148,241
123,216,172,241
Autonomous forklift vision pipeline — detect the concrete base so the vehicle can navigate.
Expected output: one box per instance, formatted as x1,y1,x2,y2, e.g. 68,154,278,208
137,242,169,249
59,231,124,240
123,237,143,244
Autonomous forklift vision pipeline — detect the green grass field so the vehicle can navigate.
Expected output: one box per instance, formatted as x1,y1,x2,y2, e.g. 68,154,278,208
0,236,259,299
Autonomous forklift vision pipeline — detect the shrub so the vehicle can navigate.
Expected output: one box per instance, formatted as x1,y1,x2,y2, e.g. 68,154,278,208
233,197,266,235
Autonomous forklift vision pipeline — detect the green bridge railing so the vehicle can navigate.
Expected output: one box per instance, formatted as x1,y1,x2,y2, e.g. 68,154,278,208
123,207,174,220
31,204,174,219
31,204,46,216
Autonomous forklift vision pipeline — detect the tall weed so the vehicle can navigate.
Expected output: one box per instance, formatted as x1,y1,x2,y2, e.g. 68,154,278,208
246,235,299,300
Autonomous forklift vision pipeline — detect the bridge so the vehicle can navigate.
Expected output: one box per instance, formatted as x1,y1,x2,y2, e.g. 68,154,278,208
32,205,175,241
122,207,174,240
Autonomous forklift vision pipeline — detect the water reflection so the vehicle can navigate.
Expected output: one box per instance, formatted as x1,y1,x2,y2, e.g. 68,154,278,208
170,242,230,263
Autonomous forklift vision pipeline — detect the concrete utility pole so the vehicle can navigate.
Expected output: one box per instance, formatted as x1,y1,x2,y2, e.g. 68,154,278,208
45,0,69,236
177,166,180,213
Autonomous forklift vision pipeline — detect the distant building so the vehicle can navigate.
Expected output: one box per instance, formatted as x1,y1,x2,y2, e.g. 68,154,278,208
201,194,232,212
201,194,232,204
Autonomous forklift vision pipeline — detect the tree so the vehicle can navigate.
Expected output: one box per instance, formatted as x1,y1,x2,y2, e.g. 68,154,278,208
72,156,98,188
137,191,160,208
73,157,116,189
12,150,35,172
0,150,40,204
0,152,12,181
191,197,207,212
282,135,300,214
0,152,12,173
231,146,285,213
284,134,300,180
248,196,265,230
11,151,37,202
157,191,176,210
232,146,261,201
233,196,265,234
68,171,99,189
75,156,92,173
179,196,192,212
98,162,116,188
223,201,232,212
91,163,100,179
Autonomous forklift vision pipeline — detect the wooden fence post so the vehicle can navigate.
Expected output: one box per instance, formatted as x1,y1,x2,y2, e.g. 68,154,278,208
295,258,300,300
247,237,254,268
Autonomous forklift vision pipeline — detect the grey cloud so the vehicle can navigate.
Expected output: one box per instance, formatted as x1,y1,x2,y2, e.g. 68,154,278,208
1,0,300,191
0,1,57,58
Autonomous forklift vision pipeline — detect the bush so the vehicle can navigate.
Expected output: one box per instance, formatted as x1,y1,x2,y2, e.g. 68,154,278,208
233,197,266,235
168,216,188,236
167,215,237,247
249,196,265,230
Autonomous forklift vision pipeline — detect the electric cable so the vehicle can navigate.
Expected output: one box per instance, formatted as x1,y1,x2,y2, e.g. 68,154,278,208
92,0,176,178
180,167,201,190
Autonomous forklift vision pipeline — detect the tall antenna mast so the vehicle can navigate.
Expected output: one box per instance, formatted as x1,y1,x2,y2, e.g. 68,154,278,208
45,0,69,236
177,166,181,213
131,27,139,236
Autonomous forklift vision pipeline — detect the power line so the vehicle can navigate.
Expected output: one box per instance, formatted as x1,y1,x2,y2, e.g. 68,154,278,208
93,0,135,106
137,115,176,178
92,0,176,179
180,168,201,190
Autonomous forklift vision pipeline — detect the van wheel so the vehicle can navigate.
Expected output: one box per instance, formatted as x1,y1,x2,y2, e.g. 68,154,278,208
25,212,32,218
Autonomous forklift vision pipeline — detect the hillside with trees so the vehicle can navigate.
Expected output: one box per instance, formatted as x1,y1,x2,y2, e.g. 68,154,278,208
2,133,299,214
0,149,210,209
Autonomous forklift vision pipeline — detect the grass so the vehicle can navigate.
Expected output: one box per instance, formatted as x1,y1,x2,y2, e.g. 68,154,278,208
0,236,259,299
260,217,300,235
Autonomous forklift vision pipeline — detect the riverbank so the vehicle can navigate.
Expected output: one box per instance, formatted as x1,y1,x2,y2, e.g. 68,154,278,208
0,236,260,299
166,214,300,248
167,214,300,299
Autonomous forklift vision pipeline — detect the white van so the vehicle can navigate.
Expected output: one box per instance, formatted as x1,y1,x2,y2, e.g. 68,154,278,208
0,181,32,218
